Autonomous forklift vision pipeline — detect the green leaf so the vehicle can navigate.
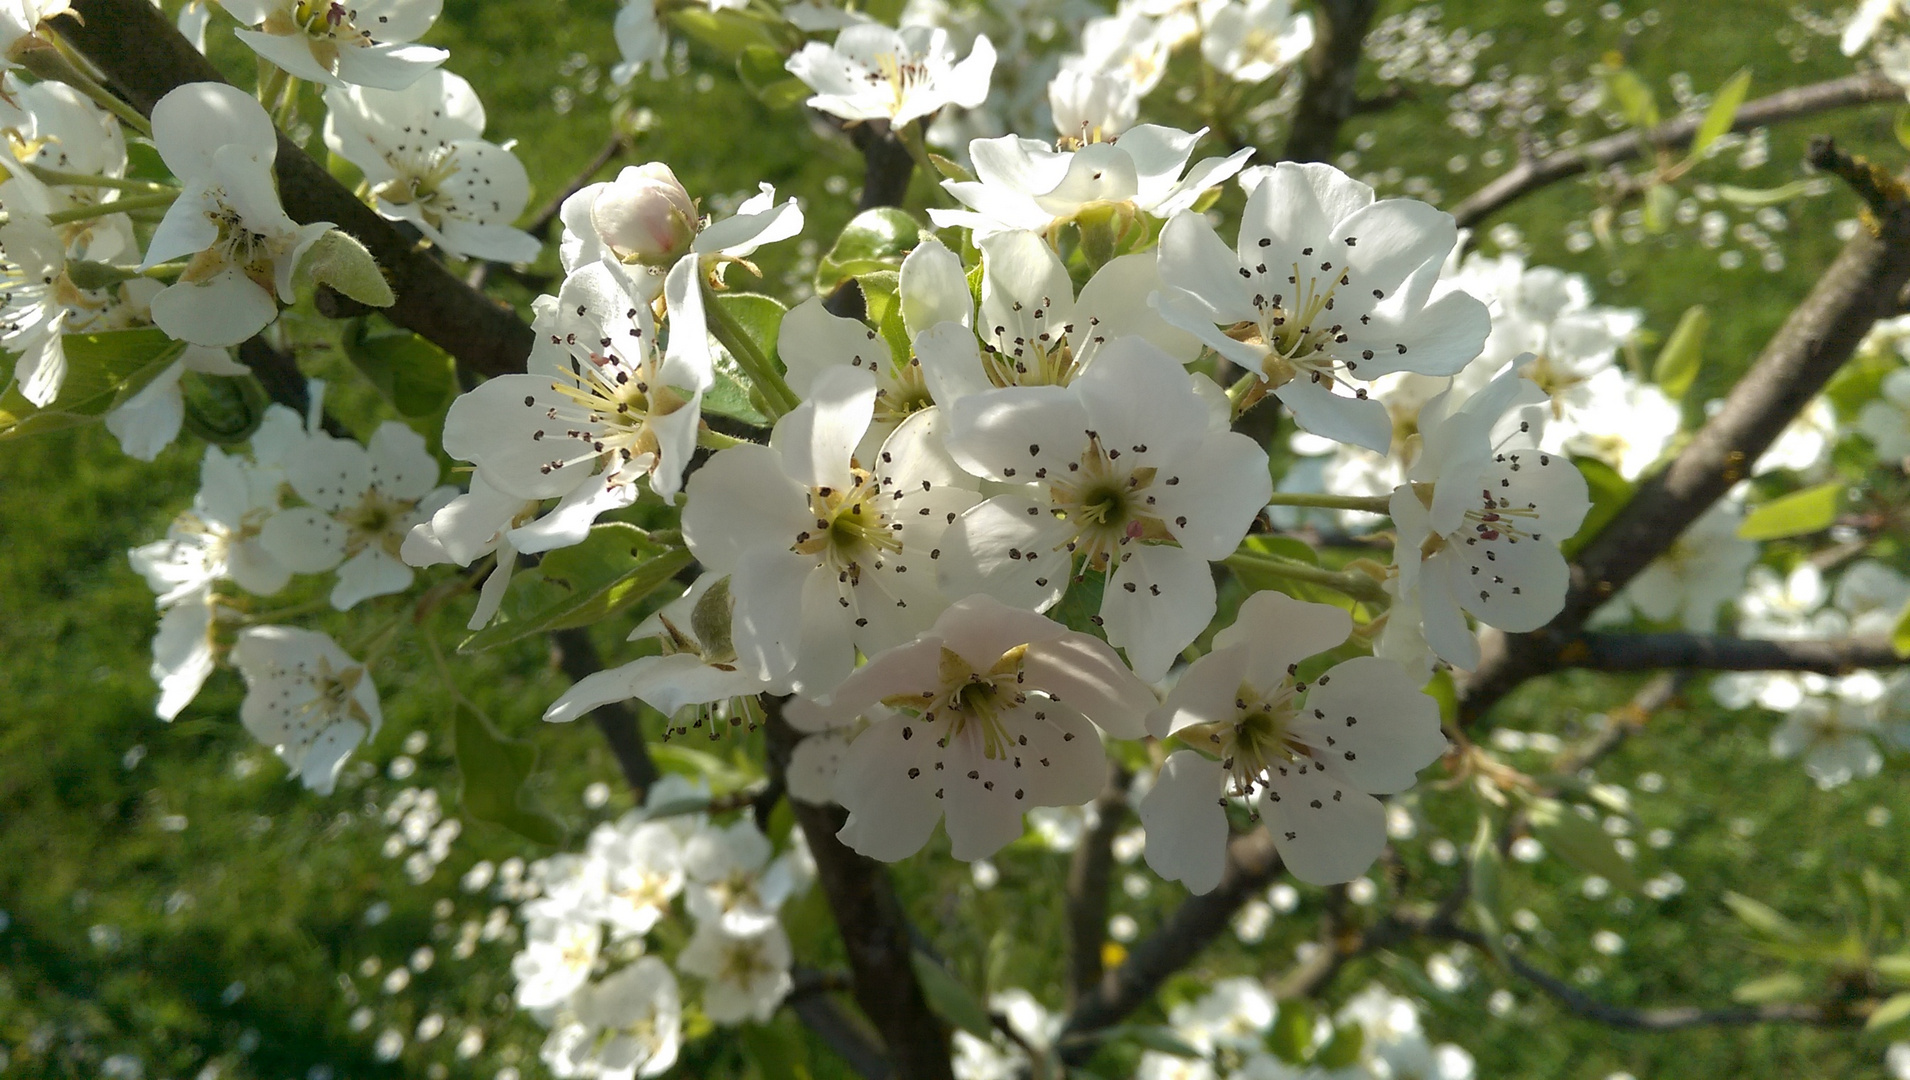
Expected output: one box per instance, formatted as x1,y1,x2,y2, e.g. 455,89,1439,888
1603,64,1660,130
704,353,772,427
1722,891,1807,942
909,951,994,1039
1468,814,1511,968
1897,106,1910,153
649,742,757,790
1651,304,1708,402
712,292,788,373
928,152,973,183
454,702,566,846
0,329,185,440
1876,953,1910,983
1641,182,1676,234
667,7,782,57
1266,997,1315,1064
1524,797,1641,890
1732,972,1809,1003
1097,1025,1204,1059
1563,457,1633,558
179,373,269,445
816,208,925,294
1315,1022,1365,1070
1715,180,1819,207
738,1022,810,1080
458,524,693,652
1869,992,1910,1031
342,322,457,418
1737,482,1844,540
1692,69,1751,157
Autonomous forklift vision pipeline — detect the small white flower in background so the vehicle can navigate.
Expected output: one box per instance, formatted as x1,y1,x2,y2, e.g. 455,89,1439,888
9,79,133,256
1755,397,1836,475
230,625,381,795
1555,369,1680,480
821,594,1154,862
1199,0,1314,84
1389,361,1590,670
540,956,682,1080
931,123,1251,240
1771,672,1894,790
1135,1050,1218,1080
1736,562,1847,641
938,338,1269,680
442,261,709,550
1063,8,1181,99
1844,0,1905,54
543,574,789,735
1047,68,1139,140
674,920,793,1024
511,912,602,1010
787,23,996,127
400,474,541,630
681,365,982,696
611,0,667,84
1168,975,1276,1054
952,988,1059,1080
911,229,1200,405
260,420,457,610
1445,252,1640,405
682,819,802,935
130,445,292,607
141,82,334,347
1139,591,1446,889
1156,161,1490,453
224,0,448,90
1713,670,1812,714
1598,499,1756,632
1859,367,1910,464
1339,984,1474,1080
1887,1040,1910,1080
583,816,686,939
0,0,71,64
323,70,541,262
1834,559,1910,637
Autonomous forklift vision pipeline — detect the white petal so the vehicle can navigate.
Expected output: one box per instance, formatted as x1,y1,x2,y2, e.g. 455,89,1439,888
330,547,415,610
834,716,944,860
1156,209,1256,325
936,494,1073,613
731,547,815,683
899,237,973,340
1275,377,1393,454
1020,633,1154,738
1101,544,1215,682
774,364,874,491
915,321,995,406
259,507,347,572
149,270,278,348
152,599,215,721
1293,655,1446,794
1436,536,1567,634
104,360,185,461
1137,750,1229,894
779,296,888,398
1155,430,1270,560
661,254,714,391
1149,644,1251,738
1260,757,1387,885
680,443,811,572
942,384,1088,482
151,81,275,181
508,473,635,555
1214,590,1351,686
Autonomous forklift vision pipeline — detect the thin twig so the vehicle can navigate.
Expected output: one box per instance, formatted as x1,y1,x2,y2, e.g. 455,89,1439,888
1560,634,1907,675
1449,72,1900,227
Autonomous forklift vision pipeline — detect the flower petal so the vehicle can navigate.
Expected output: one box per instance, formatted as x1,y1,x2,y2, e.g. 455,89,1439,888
1137,750,1229,893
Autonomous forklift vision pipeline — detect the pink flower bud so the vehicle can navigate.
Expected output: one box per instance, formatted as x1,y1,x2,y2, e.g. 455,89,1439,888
590,163,698,267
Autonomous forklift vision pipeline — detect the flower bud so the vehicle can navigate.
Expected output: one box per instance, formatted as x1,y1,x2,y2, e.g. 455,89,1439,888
590,163,698,268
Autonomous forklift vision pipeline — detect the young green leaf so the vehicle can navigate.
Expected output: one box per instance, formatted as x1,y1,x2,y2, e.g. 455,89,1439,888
1731,972,1809,1004
0,329,185,440
1650,305,1708,403
909,950,995,1039
1691,69,1751,157
1523,797,1641,890
1868,992,1910,1031
458,524,693,652
342,322,457,418
454,702,566,846
815,208,925,294
1722,891,1807,941
1737,482,1843,541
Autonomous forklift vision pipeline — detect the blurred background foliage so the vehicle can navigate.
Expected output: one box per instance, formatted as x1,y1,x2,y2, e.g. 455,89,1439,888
4,0,1909,1078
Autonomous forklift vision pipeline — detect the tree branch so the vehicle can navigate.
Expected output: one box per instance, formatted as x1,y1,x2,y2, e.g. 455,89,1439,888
1459,153,1910,725
56,0,535,379
1449,72,1900,227
548,628,660,799
1065,765,1131,1007
765,707,953,1080
1060,830,1283,1060
1280,0,1381,163
1563,633,1905,675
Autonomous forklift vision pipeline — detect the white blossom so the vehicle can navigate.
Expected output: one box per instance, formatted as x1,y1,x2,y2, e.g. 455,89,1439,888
540,957,681,1080
674,921,793,1024
680,365,981,697
1859,367,1910,463
224,0,447,90
1600,499,1756,632
1139,591,1446,889
140,83,333,347
937,337,1269,680
259,420,457,610
1737,563,1846,641
230,625,382,794
682,819,802,935
1834,559,1910,637
512,913,602,1010
1168,975,1277,1054
953,989,1059,1080
786,23,997,127
584,817,685,939
1199,0,1313,84
931,124,1250,240
323,70,540,262
1770,672,1894,789
1156,162,1489,452
611,0,667,84
819,594,1153,861
399,474,540,630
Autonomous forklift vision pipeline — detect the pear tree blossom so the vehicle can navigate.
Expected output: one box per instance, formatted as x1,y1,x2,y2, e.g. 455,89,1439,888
140,82,334,347
229,625,382,795
225,0,448,90
937,337,1269,680
786,23,997,127
931,123,1251,240
674,920,794,1024
1198,0,1314,84
539,956,682,1080
1138,590,1446,889
818,594,1154,861
1388,361,1591,670
259,420,458,610
1834,559,1910,637
0,172,76,405
1598,499,1758,632
680,364,982,696
322,69,540,262
1156,161,1491,452
1769,672,1895,790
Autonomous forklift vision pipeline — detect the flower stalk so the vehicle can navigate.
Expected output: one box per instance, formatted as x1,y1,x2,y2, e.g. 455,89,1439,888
1223,547,1390,606
700,279,800,418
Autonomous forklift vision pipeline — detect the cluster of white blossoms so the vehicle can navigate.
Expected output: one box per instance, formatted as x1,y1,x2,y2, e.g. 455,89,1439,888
952,977,1472,1080
510,777,811,1079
